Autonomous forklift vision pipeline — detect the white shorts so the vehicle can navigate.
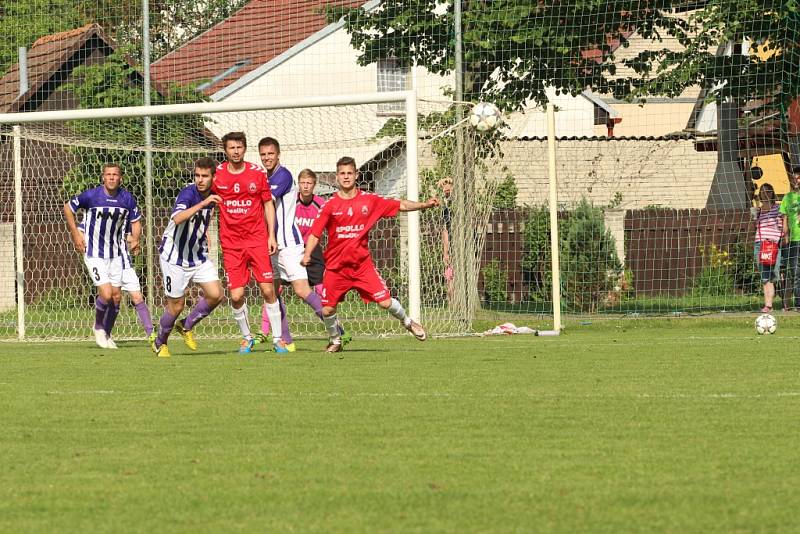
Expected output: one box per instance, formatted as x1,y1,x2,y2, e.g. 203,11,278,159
109,258,142,293
159,257,220,299
271,245,308,282
83,256,120,287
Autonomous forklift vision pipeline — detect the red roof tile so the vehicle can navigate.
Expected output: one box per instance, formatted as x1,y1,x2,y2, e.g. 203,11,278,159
0,23,113,113
151,0,362,96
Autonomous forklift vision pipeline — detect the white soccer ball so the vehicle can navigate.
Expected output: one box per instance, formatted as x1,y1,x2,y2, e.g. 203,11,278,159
755,313,777,335
469,102,501,132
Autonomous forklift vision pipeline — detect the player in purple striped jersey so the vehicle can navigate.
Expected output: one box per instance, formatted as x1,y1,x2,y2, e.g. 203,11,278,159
151,157,224,358
64,163,142,349
255,137,327,351
76,218,155,344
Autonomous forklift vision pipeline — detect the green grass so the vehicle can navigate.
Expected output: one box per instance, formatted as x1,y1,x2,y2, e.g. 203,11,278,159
2,317,799,532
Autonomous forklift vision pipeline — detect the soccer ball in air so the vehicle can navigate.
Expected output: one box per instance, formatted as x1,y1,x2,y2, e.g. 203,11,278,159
755,313,777,335
469,102,501,132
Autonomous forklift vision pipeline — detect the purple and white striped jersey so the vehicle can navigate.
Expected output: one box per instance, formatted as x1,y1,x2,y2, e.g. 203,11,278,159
159,184,214,267
269,165,304,250
69,186,141,260
77,217,135,269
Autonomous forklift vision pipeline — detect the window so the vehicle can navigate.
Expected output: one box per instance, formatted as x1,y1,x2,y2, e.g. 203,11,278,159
377,58,409,115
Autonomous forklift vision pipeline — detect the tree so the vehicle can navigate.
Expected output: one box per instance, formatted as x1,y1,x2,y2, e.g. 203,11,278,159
329,1,694,110
329,1,799,110
0,0,248,77
61,49,212,201
621,1,800,109
0,0,88,76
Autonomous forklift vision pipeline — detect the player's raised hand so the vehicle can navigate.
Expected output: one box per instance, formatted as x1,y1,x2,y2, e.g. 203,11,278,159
204,194,223,207
425,197,441,209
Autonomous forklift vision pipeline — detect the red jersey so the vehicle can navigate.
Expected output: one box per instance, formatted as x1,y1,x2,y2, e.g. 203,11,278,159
310,190,401,270
212,161,272,250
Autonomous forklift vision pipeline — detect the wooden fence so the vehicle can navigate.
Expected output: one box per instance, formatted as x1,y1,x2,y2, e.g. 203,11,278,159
479,208,755,301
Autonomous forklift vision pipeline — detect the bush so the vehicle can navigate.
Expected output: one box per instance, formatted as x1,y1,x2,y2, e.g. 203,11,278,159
560,200,622,312
729,240,760,294
521,205,555,302
492,174,518,209
692,244,735,296
521,199,621,312
481,260,509,304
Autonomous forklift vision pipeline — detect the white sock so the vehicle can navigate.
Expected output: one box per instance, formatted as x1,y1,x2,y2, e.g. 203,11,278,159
323,314,341,339
265,300,282,343
387,298,411,326
232,303,251,338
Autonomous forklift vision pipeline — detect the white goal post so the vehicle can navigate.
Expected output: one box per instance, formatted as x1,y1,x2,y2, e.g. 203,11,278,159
0,90,422,340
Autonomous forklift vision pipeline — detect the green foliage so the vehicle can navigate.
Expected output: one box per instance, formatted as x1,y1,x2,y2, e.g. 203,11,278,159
330,1,798,110
522,200,622,311
61,49,211,201
521,204,554,303
692,244,735,296
730,239,760,294
481,259,508,304
492,174,518,209
0,0,249,77
561,200,623,312
692,241,759,297
625,2,800,109
0,0,104,76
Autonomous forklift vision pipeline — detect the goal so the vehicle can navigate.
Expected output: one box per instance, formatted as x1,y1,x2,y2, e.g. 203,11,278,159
0,92,506,341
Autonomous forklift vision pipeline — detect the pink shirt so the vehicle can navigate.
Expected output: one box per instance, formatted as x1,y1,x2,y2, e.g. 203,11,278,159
756,204,783,242
295,194,326,242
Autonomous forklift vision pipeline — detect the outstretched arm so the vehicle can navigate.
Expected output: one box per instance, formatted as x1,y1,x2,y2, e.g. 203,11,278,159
400,198,440,212
173,194,222,225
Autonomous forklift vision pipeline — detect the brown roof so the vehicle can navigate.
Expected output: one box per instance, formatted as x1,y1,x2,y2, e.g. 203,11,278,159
151,0,362,96
0,23,115,113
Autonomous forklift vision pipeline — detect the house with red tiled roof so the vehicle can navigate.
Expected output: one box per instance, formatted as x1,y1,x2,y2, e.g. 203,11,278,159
0,23,115,114
0,24,217,312
151,0,457,183
0,23,122,311
149,0,623,186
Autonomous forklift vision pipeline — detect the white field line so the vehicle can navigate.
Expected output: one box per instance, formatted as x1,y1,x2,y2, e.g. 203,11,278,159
40,390,800,399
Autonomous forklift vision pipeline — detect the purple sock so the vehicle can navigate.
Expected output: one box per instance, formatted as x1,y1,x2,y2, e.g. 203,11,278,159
304,291,324,320
183,297,213,331
134,301,154,336
279,297,293,344
103,302,120,337
157,310,177,348
94,297,108,330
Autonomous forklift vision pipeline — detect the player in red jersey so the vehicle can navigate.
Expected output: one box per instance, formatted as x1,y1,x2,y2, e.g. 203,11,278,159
302,156,439,353
212,132,286,354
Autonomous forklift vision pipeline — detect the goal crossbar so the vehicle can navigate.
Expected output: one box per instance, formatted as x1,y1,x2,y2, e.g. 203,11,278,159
0,91,416,124
4,90,422,338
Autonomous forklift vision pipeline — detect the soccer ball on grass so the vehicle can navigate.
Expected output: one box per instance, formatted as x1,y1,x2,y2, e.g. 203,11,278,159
755,313,777,335
469,102,501,132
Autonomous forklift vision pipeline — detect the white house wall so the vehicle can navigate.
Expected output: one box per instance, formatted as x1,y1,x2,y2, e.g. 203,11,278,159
204,27,451,175
504,89,597,138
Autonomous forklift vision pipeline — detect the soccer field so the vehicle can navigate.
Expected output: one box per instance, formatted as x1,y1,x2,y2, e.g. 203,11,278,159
1,317,799,532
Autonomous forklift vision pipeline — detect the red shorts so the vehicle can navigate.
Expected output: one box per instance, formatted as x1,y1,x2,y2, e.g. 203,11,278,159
321,261,390,307
222,246,274,289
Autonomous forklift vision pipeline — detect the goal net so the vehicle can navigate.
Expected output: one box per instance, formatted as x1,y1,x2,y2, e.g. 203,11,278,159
0,95,506,341
1,1,798,341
